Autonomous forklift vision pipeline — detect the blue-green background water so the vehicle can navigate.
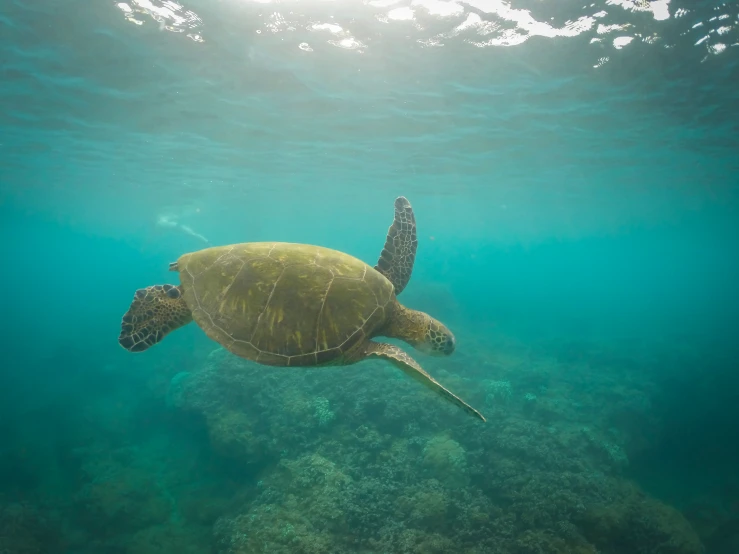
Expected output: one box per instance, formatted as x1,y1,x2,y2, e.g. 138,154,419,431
1,0,738,552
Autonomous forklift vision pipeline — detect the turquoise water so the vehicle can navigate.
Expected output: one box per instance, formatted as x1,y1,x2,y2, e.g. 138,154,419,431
1,0,738,552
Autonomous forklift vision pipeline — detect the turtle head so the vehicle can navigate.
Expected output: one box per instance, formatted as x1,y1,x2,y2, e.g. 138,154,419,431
386,303,456,356
420,316,456,356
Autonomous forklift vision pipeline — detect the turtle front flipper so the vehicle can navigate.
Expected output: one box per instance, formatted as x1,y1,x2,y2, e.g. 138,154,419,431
375,196,417,295
118,285,193,353
364,341,485,422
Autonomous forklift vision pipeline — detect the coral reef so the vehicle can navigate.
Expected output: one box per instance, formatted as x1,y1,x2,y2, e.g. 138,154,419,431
182,344,704,553
1,329,712,553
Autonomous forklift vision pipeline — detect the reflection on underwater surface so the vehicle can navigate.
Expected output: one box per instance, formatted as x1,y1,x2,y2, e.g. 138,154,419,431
0,0,738,552
2,0,737,235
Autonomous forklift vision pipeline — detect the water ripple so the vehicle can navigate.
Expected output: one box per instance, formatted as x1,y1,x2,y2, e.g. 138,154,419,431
0,0,737,238
116,0,204,41
104,0,739,67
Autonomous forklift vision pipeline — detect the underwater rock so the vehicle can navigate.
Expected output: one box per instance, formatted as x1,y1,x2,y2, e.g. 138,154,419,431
0,500,61,554
72,452,173,539
576,481,704,554
125,523,210,554
422,435,468,486
212,453,351,554
395,479,449,526
165,371,192,408
705,517,739,554
205,410,264,462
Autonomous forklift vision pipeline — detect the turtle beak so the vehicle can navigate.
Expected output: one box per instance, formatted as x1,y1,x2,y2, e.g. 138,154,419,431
445,333,456,355
437,332,455,356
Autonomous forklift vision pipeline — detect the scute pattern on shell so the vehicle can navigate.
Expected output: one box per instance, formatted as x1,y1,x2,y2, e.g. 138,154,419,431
177,242,395,367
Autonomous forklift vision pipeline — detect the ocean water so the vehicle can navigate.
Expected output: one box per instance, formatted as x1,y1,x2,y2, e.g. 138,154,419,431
1,0,738,552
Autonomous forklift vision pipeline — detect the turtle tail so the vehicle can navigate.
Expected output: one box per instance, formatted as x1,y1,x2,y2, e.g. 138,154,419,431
118,285,193,352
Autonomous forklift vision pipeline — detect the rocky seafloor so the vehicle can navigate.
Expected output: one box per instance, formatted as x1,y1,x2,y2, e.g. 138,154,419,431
1,328,736,553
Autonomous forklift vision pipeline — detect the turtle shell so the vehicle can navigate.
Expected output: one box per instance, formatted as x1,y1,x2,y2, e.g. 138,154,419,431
175,242,395,366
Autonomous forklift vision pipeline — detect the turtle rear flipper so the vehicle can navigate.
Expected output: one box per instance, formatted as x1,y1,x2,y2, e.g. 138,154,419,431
375,196,417,295
364,341,485,422
118,285,193,352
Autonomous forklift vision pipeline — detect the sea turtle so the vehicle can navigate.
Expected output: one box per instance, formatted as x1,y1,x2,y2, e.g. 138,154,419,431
118,196,485,421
